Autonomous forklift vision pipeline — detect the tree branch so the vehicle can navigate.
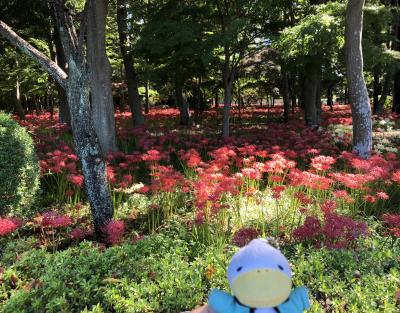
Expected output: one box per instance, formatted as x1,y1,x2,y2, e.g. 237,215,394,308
0,20,67,89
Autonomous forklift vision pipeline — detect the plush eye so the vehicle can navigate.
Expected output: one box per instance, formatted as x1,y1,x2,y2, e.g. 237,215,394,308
236,266,243,272
278,265,284,271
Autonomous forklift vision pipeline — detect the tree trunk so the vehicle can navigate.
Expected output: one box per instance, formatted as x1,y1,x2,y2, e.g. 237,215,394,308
87,0,117,156
222,79,233,137
345,0,372,159
222,44,236,138
14,61,25,119
327,85,334,111
52,10,70,126
116,0,144,127
303,61,320,128
315,79,322,124
67,63,114,234
392,0,400,112
281,64,290,122
377,72,391,114
372,69,380,114
175,79,190,125
393,71,400,113
144,80,150,114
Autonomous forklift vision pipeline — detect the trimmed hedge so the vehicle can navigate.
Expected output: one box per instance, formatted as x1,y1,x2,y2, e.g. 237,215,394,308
0,113,40,218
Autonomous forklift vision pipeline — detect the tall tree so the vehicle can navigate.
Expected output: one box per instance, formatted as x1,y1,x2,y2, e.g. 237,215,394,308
213,0,262,137
0,0,114,237
116,0,144,127
345,0,372,159
391,0,400,113
87,0,118,155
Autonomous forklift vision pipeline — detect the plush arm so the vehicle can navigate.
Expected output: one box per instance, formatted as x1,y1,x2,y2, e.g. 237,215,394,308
208,289,250,313
278,286,311,313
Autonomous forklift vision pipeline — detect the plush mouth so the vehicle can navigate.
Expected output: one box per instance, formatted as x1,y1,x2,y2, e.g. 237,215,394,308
231,269,291,308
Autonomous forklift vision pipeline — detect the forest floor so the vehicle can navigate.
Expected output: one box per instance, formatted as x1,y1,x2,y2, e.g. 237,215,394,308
0,104,399,313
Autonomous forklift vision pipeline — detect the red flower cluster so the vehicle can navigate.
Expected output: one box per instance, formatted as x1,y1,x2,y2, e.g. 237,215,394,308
103,220,125,245
311,155,336,171
41,211,73,228
69,227,91,240
383,214,400,237
293,213,367,249
232,227,259,247
288,169,333,190
0,218,23,236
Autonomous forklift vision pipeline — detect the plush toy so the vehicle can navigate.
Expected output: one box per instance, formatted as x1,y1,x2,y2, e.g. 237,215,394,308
187,239,310,313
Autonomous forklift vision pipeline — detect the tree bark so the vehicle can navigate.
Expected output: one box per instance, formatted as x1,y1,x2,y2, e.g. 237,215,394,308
175,78,190,125
372,69,380,114
303,61,320,128
66,61,114,234
315,79,322,124
222,46,235,138
392,0,400,112
376,72,391,114
393,71,400,113
14,60,25,120
87,0,117,156
327,85,334,111
52,14,71,125
116,0,144,127
345,0,372,159
281,64,291,122
144,80,150,114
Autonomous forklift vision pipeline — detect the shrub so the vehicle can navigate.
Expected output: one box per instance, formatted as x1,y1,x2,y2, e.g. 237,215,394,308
0,233,228,313
0,113,40,218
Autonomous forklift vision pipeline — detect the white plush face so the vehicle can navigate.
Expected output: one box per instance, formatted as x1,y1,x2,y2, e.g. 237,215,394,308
227,239,292,308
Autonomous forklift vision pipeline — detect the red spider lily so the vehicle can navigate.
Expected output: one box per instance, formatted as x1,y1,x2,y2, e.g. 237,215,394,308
142,149,162,162
179,148,202,168
103,220,125,245
289,169,333,190
294,192,313,206
106,166,117,184
376,191,389,200
293,216,321,241
265,153,296,174
241,167,262,180
383,214,400,237
293,213,367,249
69,227,90,240
272,185,286,199
122,174,133,185
0,218,23,236
333,190,349,198
67,174,84,187
392,171,400,184
150,165,185,192
139,185,150,193
320,199,337,213
41,211,73,228
363,195,377,203
311,155,336,171
329,172,374,189
232,228,259,247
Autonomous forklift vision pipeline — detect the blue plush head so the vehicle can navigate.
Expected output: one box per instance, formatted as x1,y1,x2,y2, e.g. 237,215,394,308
227,239,292,308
